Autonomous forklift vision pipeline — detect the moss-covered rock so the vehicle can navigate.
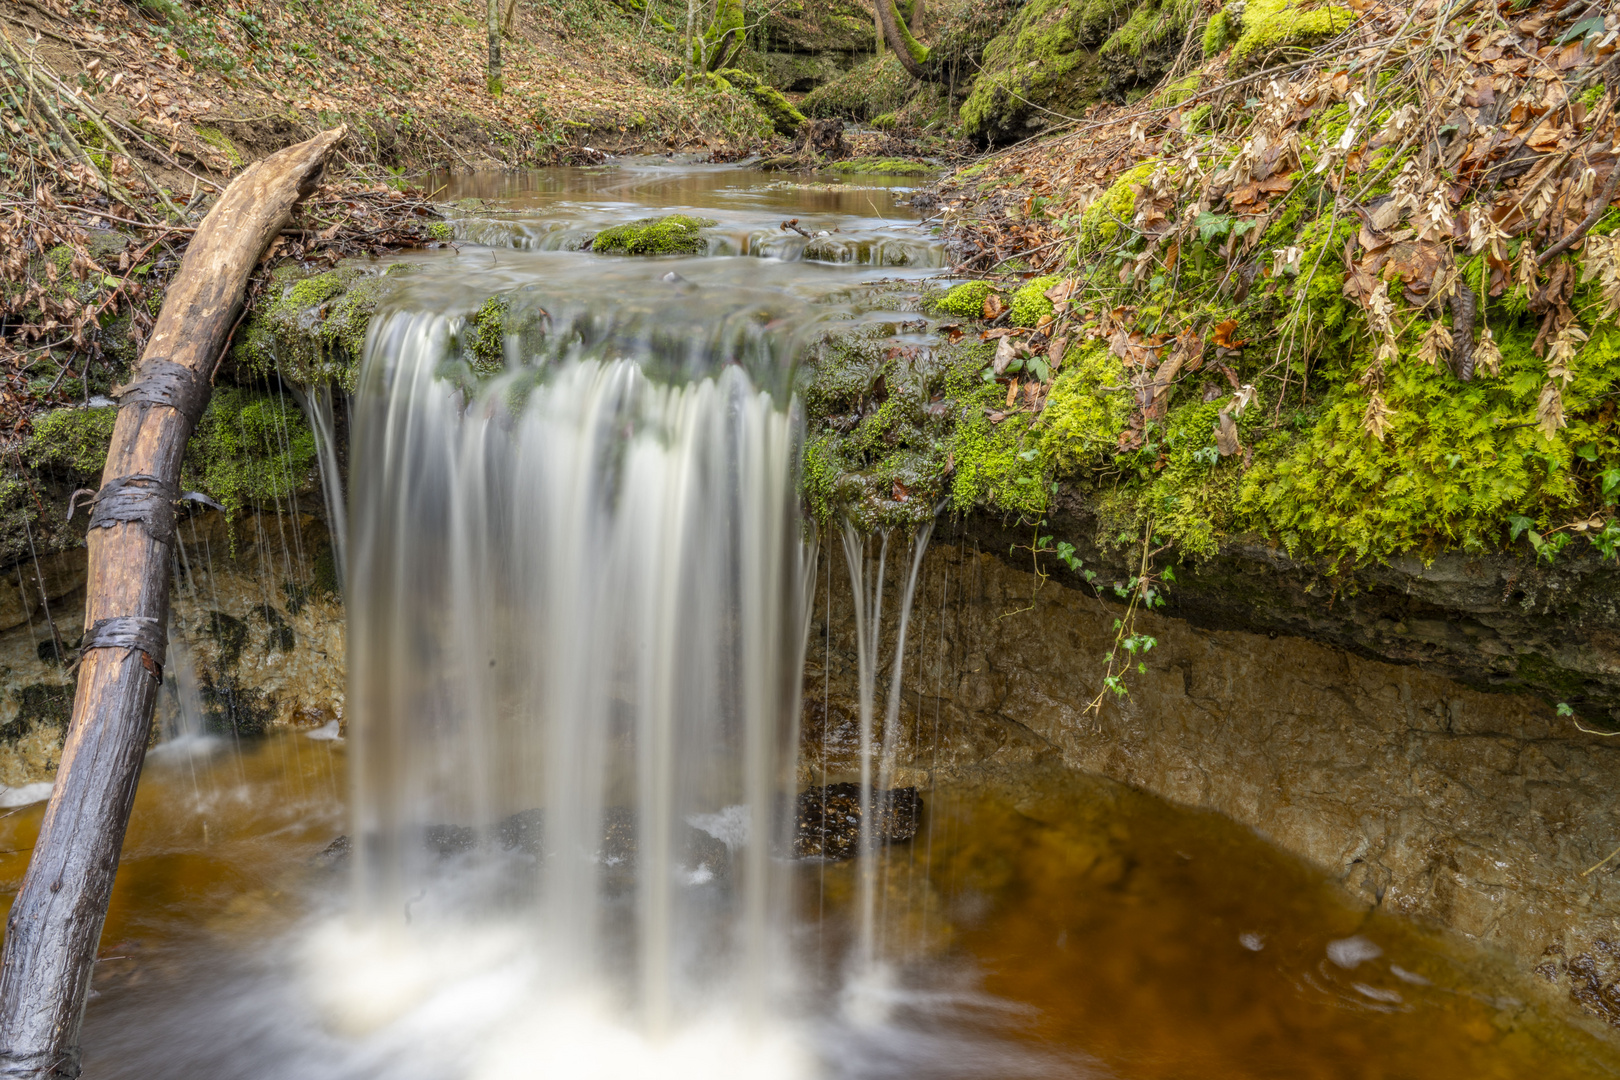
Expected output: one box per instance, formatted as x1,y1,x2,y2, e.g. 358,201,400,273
825,157,933,176
590,214,717,256
26,406,118,478
1227,0,1351,73
181,388,319,521
758,0,875,54
799,318,1049,530
963,0,1202,142
715,68,806,137
801,54,918,123
1009,276,1064,327
960,0,1107,144
1079,163,1154,250
931,281,995,319
236,262,416,392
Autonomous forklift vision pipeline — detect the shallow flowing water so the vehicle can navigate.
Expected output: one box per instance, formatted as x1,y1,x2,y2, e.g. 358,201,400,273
1,161,1618,1077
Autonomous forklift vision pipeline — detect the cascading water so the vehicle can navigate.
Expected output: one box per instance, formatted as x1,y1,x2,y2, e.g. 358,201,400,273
19,165,1572,1080
336,301,810,1069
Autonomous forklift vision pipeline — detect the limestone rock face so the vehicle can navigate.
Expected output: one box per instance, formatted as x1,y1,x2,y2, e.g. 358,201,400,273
805,535,1620,1028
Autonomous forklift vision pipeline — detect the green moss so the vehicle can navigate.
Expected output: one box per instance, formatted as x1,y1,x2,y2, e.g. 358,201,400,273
181,388,318,522
1010,275,1064,326
426,221,455,241
797,321,1052,529
826,157,933,176
801,53,916,123
960,0,1105,143
1080,163,1153,250
591,214,716,256
1038,343,1130,471
715,68,806,136
26,406,118,477
1099,0,1198,58
1202,8,1233,54
1228,0,1352,73
933,281,994,318
468,295,508,373
237,263,413,392
949,408,1047,519
195,126,243,169
1235,317,1620,560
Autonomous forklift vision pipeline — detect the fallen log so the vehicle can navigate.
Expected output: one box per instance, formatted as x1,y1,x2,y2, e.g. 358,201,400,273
0,127,346,1079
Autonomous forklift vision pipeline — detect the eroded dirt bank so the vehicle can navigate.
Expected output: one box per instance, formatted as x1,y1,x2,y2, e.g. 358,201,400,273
805,531,1620,1030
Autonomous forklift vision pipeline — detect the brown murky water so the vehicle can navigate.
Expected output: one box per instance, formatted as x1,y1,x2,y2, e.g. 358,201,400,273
0,735,1613,1077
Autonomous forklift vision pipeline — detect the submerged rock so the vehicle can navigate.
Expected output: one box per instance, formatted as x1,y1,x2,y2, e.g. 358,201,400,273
793,782,921,860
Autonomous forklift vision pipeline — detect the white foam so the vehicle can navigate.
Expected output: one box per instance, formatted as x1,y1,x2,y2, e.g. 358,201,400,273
306,719,344,741
1326,935,1382,969
687,804,751,851
0,781,52,808
299,920,814,1080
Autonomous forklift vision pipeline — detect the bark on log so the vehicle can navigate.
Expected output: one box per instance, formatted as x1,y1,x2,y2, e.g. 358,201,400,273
0,127,346,1079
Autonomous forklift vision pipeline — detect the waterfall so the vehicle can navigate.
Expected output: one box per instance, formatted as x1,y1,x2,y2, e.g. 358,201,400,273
837,519,935,1005
291,380,349,590
341,306,808,1052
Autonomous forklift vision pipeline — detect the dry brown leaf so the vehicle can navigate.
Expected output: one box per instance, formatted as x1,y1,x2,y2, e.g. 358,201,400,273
1215,411,1241,456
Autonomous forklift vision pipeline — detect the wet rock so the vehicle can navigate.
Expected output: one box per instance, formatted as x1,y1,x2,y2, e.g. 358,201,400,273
805,534,1620,1029
793,782,921,859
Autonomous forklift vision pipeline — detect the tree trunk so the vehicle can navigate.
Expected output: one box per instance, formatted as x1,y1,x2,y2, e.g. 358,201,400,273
873,0,885,54
685,0,698,82
876,0,934,81
0,127,346,1080
487,0,503,95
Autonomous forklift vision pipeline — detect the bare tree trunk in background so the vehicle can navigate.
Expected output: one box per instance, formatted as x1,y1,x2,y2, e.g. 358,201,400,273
501,0,518,38
873,0,885,54
909,0,924,36
487,0,503,95
685,0,698,81
0,127,346,1080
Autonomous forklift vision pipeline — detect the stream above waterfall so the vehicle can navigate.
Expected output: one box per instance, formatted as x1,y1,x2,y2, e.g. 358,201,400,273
1,161,1617,1078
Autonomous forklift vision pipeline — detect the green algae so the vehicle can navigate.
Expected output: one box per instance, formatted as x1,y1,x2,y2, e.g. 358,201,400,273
590,214,717,256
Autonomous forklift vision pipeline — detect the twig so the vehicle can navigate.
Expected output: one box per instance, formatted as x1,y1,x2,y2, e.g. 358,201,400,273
1583,841,1620,876
1538,164,1620,265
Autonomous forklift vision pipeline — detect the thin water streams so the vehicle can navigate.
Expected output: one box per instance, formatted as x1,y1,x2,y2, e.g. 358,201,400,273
0,161,1616,1077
